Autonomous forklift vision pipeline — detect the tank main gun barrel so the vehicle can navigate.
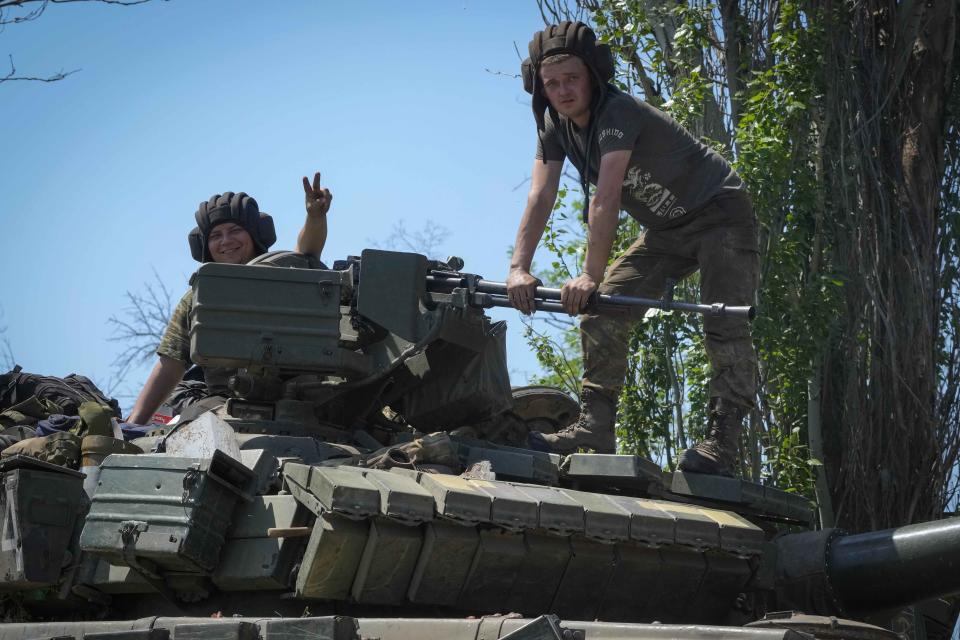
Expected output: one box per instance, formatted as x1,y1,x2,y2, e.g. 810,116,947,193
829,517,960,612
425,274,756,320
775,516,960,615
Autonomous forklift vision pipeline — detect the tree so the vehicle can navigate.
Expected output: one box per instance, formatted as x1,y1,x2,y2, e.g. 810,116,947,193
105,268,176,401
367,220,452,261
0,307,15,371
527,0,960,532
0,0,164,84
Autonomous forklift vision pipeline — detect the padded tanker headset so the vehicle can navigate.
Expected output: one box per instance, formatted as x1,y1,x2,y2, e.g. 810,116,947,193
521,22,616,222
188,192,277,263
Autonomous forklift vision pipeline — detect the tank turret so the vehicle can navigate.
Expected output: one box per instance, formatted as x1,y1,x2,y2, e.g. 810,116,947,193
0,249,956,640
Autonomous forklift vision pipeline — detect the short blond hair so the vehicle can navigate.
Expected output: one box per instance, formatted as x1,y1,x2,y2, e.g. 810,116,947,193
541,53,576,67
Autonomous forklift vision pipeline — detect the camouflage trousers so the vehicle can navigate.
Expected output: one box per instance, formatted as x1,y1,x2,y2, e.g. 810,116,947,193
581,192,760,409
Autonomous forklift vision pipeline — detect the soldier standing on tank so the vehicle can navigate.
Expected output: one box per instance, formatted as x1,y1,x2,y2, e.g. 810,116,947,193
505,22,759,477
125,172,333,426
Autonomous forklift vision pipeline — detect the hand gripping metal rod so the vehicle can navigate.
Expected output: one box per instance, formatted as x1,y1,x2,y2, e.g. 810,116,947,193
474,280,756,320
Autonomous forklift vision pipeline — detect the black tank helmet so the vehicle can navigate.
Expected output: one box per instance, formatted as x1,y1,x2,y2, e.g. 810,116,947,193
187,192,277,263
521,21,616,132
521,22,616,223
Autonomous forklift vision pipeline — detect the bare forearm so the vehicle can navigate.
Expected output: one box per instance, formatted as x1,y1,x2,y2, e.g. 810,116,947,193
510,197,553,272
127,356,186,425
297,215,328,256
582,198,620,282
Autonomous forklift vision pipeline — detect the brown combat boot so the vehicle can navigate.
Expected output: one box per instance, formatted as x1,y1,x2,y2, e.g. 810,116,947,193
528,388,617,454
677,398,747,477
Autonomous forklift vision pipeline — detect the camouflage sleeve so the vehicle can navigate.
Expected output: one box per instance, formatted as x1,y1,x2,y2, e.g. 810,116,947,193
156,290,193,365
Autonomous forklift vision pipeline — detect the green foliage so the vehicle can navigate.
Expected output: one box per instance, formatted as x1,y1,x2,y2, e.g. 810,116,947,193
523,322,582,397
732,2,843,495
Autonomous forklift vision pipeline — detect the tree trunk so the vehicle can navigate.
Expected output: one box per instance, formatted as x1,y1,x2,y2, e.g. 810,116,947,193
822,0,956,531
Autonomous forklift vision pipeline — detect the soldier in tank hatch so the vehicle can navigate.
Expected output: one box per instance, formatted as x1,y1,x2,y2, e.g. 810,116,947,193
125,172,333,426
505,22,759,477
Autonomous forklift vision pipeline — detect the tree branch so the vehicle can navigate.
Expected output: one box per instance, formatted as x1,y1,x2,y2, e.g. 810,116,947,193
107,267,174,382
0,54,78,83
0,0,164,83
0,307,14,371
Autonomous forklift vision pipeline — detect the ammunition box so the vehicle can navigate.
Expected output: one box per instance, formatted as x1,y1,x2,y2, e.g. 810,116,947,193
190,263,348,374
0,457,85,590
79,451,254,574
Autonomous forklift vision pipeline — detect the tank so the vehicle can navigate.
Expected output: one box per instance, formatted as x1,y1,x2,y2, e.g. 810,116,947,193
0,249,957,640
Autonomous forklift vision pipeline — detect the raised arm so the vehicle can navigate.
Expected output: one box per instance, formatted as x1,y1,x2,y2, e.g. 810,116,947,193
297,171,331,256
507,159,563,314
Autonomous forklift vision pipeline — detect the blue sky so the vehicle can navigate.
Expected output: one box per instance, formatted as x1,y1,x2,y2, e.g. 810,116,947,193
0,0,572,406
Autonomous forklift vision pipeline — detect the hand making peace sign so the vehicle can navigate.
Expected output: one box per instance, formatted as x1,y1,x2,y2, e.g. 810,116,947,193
302,171,332,219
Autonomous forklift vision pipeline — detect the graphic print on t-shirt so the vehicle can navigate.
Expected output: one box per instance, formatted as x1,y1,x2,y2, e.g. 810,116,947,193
622,165,687,220
598,127,625,144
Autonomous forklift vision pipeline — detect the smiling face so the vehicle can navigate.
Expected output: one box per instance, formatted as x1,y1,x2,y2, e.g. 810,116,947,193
540,55,593,127
207,222,256,264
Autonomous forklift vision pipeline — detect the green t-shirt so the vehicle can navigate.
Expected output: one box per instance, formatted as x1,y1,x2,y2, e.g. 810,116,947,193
156,289,233,394
156,290,193,365
536,86,744,229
